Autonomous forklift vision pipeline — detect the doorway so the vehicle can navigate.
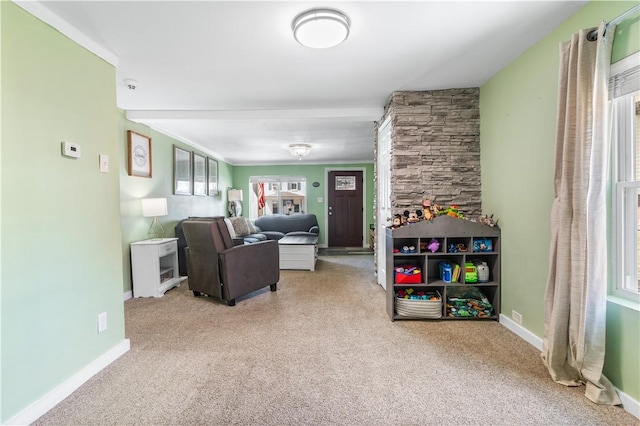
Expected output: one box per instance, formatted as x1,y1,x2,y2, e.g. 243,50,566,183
327,170,364,247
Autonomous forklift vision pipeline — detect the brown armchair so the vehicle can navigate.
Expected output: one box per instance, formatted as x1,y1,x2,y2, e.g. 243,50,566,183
182,217,279,306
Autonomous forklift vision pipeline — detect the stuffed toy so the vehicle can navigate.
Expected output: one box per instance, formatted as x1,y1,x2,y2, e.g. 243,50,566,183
427,238,440,253
438,204,464,219
422,199,435,221
391,213,404,228
403,209,422,224
478,214,498,227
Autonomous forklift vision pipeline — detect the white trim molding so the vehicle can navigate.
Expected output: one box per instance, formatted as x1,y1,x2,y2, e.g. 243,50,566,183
12,1,119,66
499,314,639,420
4,339,130,426
499,314,543,350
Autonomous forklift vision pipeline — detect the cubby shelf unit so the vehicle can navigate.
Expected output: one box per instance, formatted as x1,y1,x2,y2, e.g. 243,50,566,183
385,215,501,321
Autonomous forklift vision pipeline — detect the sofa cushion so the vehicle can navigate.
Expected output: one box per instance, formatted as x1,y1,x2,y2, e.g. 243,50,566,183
247,219,258,234
260,231,286,240
229,217,250,237
223,218,237,239
243,233,267,244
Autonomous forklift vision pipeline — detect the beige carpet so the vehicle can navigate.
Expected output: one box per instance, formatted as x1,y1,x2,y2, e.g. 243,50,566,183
36,255,637,425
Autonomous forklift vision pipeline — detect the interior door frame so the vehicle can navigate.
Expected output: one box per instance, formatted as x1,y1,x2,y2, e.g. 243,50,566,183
324,166,368,248
376,116,392,289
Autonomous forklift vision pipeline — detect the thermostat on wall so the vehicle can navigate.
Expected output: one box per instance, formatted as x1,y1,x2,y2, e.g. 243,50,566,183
61,141,81,158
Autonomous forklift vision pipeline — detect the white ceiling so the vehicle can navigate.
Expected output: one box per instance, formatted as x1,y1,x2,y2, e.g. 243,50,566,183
25,1,587,165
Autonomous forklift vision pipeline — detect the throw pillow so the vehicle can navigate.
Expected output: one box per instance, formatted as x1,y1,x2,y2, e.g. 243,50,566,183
247,219,257,234
229,217,250,237
223,218,237,239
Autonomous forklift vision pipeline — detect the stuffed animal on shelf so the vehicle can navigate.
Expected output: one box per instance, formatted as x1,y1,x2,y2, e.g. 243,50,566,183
403,209,422,224
391,213,405,228
438,204,464,219
427,238,440,253
422,199,435,221
478,213,498,227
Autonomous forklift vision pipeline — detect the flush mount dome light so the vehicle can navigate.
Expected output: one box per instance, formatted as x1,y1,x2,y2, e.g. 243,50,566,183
289,143,312,160
292,8,350,49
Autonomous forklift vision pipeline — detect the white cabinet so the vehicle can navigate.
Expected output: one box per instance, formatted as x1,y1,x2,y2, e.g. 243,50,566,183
131,238,182,297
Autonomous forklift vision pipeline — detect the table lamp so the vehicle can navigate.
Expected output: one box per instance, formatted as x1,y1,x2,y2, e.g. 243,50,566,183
228,189,243,217
141,197,168,240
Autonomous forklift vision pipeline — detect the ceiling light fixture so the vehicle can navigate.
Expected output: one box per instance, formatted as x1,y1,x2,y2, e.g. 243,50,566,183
289,144,312,160
292,8,350,49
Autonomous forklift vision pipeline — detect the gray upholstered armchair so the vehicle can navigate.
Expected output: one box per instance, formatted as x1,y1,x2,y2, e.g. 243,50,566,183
182,217,279,306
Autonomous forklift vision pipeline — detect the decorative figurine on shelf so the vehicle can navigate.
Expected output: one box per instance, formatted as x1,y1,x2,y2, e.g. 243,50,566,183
427,238,440,253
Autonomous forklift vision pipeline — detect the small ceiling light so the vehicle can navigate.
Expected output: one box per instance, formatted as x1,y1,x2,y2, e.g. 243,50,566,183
289,144,312,160
292,8,350,49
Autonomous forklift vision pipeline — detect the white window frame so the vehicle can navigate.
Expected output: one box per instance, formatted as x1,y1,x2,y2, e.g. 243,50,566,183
610,51,640,304
248,176,307,220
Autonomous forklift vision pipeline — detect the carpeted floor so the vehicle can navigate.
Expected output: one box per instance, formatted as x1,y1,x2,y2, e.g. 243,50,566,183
35,255,637,425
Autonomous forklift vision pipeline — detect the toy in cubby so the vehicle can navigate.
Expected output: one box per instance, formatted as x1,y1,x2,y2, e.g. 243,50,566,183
472,238,493,252
394,265,422,284
396,288,440,301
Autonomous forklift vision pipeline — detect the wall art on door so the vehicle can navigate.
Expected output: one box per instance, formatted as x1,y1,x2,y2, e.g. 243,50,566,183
173,145,192,195
335,175,356,190
127,131,152,178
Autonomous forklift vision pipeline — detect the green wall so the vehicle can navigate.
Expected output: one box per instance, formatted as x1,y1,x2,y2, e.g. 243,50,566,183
118,113,232,294
233,163,375,247
480,0,640,401
1,3,125,421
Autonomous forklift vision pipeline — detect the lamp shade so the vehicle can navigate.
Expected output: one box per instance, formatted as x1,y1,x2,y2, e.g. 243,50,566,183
141,198,168,217
228,189,243,202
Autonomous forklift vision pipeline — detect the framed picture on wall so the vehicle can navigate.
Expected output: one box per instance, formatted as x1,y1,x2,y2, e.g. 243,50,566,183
127,131,152,178
193,153,207,196
208,157,219,196
173,145,192,195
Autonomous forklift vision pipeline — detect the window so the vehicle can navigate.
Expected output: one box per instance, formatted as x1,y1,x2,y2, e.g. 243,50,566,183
611,52,639,302
248,176,307,220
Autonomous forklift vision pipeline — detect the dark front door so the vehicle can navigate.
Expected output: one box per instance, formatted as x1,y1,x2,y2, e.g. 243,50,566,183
328,170,363,247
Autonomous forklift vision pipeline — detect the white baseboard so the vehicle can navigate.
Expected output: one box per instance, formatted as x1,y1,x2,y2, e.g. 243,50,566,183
499,314,639,420
618,388,640,420
499,313,543,350
4,339,130,426
123,290,133,301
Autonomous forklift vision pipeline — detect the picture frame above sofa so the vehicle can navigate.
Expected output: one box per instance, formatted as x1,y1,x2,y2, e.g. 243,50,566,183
208,157,218,196
174,145,192,195
193,153,206,196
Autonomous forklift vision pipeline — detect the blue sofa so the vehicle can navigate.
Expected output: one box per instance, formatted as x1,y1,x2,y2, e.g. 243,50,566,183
253,213,319,240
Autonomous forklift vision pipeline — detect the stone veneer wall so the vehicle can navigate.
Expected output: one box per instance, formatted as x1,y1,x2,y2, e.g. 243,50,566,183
382,88,482,219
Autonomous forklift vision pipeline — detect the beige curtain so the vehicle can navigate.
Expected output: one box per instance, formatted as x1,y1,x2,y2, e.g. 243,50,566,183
542,22,621,405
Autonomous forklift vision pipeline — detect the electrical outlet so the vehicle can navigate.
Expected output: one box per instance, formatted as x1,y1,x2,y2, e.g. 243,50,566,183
512,310,523,325
98,312,108,333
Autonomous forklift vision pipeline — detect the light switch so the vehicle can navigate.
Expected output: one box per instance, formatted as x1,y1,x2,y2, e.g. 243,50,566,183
99,154,109,173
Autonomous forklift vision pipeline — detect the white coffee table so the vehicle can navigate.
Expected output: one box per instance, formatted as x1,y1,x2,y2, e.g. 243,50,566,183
278,235,319,271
